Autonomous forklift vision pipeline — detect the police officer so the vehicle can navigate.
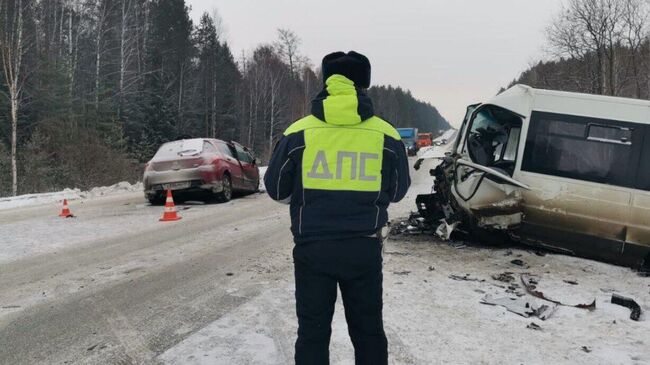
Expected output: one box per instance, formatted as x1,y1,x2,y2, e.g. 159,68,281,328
265,51,410,365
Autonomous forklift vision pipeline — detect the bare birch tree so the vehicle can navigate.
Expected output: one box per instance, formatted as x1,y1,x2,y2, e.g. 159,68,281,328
274,28,300,79
0,0,30,195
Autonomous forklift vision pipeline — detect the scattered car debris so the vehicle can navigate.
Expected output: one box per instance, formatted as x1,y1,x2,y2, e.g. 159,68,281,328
428,266,435,271
521,275,596,311
611,294,642,321
480,295,557,320
435,220,459,240
87,343,102,351
526,322,542,331
390,213,435,235
510,259,526,267
525,276,539,285
505,282,526,297
449,274,485,283
226,272,234,276
492,272,515,283
391,214,469,249
581,346,592,353
393,271,411,276
563,280,579,285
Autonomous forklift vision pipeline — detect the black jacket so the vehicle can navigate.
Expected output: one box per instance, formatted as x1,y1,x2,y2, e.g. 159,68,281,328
264,75,411,243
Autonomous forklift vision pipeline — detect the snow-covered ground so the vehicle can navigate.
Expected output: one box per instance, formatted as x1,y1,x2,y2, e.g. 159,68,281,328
1,159,648,364
158,158,650,365
0,181,143,211
158,237,650,365
0,165,267,211
0,168,268,264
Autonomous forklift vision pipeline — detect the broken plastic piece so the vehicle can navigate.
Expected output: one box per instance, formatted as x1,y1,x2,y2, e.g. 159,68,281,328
449,274,484,282
480,295,558,320
520,275,596,310
527,322,542,331
435,220,459,240
611,294,642,321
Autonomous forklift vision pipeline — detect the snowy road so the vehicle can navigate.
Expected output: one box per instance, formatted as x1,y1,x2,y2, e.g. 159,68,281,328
0,191,293,364
1,159,649,364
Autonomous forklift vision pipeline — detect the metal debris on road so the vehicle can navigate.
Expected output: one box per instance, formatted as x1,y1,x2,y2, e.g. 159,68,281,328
527,322,542,331
390,214,467,249
480,295,558,320
390,213,435,235
521,275,596,311
492,272,515,283
611,294,642,321
563,280,579,285
449,274,485,282
510,259,526,267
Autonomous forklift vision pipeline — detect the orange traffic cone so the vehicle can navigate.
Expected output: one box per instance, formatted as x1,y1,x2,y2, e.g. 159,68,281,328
59,199,74,218
159,190,182,222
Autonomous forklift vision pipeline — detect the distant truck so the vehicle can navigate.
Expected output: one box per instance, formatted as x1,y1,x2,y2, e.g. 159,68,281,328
397,127,419,156
417,133,433,148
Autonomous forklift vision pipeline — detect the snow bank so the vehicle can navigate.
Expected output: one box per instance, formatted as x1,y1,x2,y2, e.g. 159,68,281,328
0,181,143,211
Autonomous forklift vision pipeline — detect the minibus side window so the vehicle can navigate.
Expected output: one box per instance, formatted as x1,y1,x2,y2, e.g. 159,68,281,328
635,127,650,191
522,111,642,189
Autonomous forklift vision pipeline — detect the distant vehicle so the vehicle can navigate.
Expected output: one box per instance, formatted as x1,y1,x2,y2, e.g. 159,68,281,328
143,138,260,204
416,84,650,269
397,127,419,156
417,133,433,148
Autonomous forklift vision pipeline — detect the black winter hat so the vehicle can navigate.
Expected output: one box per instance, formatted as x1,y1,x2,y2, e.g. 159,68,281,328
321,51,371,88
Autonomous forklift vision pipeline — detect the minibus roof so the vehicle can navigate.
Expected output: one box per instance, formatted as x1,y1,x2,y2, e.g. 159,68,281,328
486,84,650,125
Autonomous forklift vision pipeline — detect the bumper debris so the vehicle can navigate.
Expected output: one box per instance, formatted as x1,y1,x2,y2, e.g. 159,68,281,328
611,294,642,321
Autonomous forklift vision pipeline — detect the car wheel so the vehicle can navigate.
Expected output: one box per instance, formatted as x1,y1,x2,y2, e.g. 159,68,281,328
217,175,232,202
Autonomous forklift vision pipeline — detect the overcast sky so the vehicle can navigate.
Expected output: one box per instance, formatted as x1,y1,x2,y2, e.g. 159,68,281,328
187,0,564,126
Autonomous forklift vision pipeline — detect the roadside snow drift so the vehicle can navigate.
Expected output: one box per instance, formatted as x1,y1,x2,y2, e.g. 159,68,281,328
0,181,143,211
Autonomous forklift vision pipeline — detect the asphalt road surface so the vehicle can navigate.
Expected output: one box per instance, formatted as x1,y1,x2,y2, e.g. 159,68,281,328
0,190,298,364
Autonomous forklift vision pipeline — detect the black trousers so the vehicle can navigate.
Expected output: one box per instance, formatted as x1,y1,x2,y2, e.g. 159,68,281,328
293,237,387,365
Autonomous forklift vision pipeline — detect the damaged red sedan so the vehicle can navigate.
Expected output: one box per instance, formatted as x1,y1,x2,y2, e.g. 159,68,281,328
143,138,260,204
